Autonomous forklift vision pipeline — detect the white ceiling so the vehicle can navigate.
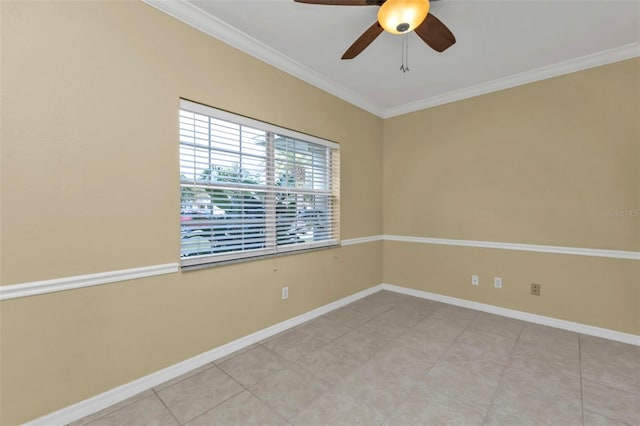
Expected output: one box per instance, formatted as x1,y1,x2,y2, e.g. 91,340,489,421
145,0,640,118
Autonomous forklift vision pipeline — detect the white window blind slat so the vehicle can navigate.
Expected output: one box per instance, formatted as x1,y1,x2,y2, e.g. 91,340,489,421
179,99,340,267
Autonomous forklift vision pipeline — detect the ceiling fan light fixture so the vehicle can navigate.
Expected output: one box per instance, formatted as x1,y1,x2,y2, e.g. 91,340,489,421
377,0,430,35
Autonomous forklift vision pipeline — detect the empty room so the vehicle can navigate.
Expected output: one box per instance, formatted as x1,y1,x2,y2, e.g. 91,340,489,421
0,0,638,425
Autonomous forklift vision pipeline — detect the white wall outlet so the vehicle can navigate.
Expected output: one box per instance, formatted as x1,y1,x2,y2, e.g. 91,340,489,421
494,277,502,289
472,275,479,286
282,286,289,300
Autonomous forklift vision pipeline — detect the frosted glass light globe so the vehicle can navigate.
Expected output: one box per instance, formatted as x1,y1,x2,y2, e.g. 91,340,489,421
378,0,430,34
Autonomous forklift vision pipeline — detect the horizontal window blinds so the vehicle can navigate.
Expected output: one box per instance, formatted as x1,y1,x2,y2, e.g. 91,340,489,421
179,99,340,267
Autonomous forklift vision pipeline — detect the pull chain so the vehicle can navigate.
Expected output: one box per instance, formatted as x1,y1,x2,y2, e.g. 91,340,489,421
400,33,409,73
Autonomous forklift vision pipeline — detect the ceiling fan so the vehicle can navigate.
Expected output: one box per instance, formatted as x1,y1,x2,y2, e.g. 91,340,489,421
294,0,456,60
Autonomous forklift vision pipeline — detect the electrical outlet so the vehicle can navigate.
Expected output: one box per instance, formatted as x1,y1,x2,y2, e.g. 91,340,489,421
282,287,289,300
531,283,541,296
472,275,479,286
494,277,502,289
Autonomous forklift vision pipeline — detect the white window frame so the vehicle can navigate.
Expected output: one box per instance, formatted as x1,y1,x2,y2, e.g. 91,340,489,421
179,99,340,268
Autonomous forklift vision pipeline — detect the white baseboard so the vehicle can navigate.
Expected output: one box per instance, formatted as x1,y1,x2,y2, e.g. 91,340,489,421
381,283,640,346
25,285,382,426
25,282,638,425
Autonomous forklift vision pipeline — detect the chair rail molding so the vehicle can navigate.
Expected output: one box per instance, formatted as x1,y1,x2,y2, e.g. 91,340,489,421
2,235,637,301
382,234,640,260
0,263,179,301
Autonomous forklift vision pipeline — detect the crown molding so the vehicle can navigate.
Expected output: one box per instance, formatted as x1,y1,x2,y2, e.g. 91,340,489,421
382,43,640,118
143,1,639,120
141,0,385,117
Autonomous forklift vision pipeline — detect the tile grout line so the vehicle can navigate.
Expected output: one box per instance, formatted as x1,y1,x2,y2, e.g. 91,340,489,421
295,300,416,404
74,292,635,425
575,336,638,425
218,352,271,422
67,390,157,426
381,309,472,425
244,385,290,425
295,313,362,344
176,366,248,425
62,401,102,426
351,301,427,425
579,334,585,426
242,330,344,424
296,296,428,425
242,361,333,424
154,362,218,394
230,343,291,388
393,307,481,423
151,387,183,425
479,319,524,426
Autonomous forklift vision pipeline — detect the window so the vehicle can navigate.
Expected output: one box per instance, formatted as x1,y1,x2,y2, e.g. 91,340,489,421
179,99,340,267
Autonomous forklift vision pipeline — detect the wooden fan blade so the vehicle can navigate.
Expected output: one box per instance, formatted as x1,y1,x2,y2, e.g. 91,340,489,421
414,13,456,53
342,21,383,59
294,0,382,5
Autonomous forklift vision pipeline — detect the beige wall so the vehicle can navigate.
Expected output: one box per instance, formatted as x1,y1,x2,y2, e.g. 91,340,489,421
0,1,382,424
383,58,640,335
384,242,639,333
1,1,638,424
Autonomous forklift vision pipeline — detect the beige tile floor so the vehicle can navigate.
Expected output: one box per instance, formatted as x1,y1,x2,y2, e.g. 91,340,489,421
71,291,640,426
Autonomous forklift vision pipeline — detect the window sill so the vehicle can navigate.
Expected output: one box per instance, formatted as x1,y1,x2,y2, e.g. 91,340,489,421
180,243,340,272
